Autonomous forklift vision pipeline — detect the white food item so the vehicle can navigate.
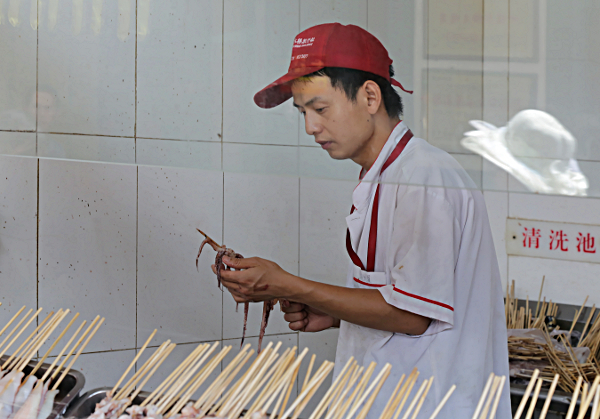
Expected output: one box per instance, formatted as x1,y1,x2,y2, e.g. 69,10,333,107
9,380,43,419
0,372,25,419
12,376,37,414
35,387,56,419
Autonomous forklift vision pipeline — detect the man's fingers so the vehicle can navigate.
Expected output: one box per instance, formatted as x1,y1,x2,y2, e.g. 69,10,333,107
222,256,257,270
284,311,306,323
281,302,305,313
288,319,308,332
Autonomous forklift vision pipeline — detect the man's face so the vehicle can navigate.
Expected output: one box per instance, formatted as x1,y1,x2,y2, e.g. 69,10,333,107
291,76,374,161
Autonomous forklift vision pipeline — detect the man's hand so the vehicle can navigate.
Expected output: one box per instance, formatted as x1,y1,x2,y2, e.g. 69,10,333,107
281,301,339,332
212,256,297,303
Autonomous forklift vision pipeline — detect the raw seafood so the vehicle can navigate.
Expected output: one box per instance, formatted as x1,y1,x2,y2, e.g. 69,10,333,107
196,229,276,352
0,372,24,419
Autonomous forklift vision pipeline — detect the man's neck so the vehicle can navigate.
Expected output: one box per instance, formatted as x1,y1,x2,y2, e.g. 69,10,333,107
356,117,401,172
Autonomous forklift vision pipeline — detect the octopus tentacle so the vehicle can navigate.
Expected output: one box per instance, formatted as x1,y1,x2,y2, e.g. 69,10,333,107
258,300,275,353
241,302,249,348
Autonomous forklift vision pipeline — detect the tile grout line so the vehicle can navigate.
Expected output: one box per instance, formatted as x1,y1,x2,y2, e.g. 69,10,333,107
134,0,139,370
221,0,225,350
35,0,40,336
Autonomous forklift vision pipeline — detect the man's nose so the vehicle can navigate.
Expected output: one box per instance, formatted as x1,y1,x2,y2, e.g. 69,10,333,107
304,113,321,136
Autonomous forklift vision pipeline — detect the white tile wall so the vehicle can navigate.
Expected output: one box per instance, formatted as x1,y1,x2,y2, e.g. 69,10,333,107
137,166,223,345
223,0,299,146
0,154,38,323
223,143,298,177
136,1,223,142
222,172,299,339
0,132,36,157
38,133,135,164
0,0,37,132
38,159,137,353
136,139,222,171
37,0,135,136
299,178,354,286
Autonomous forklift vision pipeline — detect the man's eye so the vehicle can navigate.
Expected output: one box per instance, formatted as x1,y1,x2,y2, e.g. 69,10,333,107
316,108,325,113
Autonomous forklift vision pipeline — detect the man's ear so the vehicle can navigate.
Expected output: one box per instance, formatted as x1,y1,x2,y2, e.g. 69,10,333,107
362,80,383,115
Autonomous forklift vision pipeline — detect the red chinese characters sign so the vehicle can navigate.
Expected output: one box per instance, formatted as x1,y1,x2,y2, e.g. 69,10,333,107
507,219,600,263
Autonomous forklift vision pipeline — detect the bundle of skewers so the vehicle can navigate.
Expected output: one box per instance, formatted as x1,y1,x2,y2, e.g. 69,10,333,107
0,305,103,419
506,279,600,392
510,369,600,419
87,332,459,419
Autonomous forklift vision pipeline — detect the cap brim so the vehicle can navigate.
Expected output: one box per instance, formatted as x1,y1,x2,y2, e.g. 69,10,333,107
254,67,323,109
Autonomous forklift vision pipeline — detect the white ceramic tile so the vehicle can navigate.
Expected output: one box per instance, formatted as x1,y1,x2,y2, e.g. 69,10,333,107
483,191,508,287
0,154,37,323
299,178,354,287
137,166,223,345
223,0,299,146
298,0,368,147
223,143,298,177
367,0,417,134
0,0,37,131
300,0,367,31
449,153,482,189
578,161,600,199
222,173,299,339
70,349,136,393
135,342,223,396
508,193,600,226
0,132,36,157
508,255,600,307
37,0,135,136
299,146,358,181
482,159,508,193
136,139,221,171
543,1,600,161
221,334,299,412
37,133,135,164
297,328,339,418
38,159,137,352
136,1,222,142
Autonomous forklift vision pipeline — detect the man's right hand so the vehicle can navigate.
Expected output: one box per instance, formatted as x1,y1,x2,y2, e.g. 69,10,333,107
281,301,339,332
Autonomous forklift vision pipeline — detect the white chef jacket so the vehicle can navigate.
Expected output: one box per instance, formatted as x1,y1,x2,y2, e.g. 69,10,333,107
334,122,511,419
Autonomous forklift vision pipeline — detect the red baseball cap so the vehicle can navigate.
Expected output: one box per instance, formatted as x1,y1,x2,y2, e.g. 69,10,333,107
254,23,412,109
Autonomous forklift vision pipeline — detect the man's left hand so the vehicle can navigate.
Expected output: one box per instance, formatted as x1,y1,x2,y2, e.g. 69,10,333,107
212,256,295,303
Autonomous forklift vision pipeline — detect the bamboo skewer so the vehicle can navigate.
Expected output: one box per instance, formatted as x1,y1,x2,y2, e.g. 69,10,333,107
281,360,335,419
378,374,406,419
17,309,70,373
539,374,560,419
270,364,300,419
127,343,177,410
480,376,501,419
52,316,104,390
0,308,37,359
290,363,335,419
307,357,355,419
576,375,600,419
472,373,495,419
31,312,79,376
110,328,157,397
399,378,429,419
592,386,600,419
119,341,173,401
166,346,233,417
195,349,253,415
50,315,100,382
2,310,55,370
41,319,86,382
346,364,391,419
410,376,433,419
428,384,456,419
524,377,543,419
513,369,540,419
143,343,208,407
488,376,506,419
392,370,420,419
565,376,584,419
570,296,590,334
156,341,219,414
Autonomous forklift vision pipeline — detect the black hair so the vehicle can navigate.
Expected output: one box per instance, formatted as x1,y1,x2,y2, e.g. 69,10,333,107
301,66,403,118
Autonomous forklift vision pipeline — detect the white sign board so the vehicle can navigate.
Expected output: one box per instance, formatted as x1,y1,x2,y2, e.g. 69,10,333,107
506,218,599,264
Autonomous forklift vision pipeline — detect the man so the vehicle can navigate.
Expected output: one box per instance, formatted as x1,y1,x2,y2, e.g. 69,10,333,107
213,23,510,418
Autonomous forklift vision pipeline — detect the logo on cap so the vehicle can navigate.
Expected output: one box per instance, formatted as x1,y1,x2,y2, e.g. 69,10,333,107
294,37,316,48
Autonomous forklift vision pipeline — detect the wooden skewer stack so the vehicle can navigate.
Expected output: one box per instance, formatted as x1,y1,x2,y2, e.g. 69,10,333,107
0,306,103,419
94,340,458,419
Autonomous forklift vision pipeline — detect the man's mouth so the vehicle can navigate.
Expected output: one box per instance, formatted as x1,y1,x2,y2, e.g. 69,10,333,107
317,141,333,150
